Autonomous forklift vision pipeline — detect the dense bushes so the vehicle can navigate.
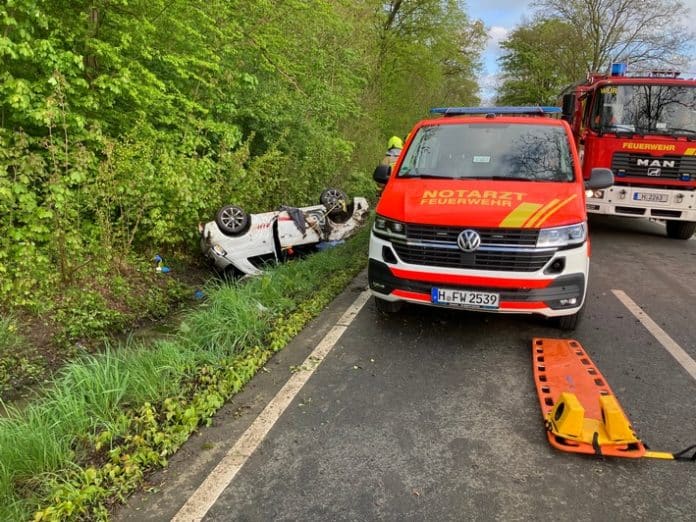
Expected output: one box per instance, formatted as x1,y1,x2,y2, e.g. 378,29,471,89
0,0,483,339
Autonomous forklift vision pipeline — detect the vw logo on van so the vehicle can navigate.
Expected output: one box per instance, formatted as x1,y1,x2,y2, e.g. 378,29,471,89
457,229,481,252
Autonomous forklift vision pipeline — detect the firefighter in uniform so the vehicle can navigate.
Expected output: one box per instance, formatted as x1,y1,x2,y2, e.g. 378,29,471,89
381,135,403,166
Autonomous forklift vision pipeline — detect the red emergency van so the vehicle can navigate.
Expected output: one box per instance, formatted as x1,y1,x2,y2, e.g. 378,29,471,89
368,107,614,330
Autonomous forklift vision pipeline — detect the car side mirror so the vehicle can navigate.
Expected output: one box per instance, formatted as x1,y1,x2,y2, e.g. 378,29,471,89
373,164,391,184
561,93,575,121
585,167,614,190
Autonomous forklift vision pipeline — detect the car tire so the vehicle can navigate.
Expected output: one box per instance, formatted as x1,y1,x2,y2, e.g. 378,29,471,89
557,306,583,331
320,188,351,223
375,296,403,314
215,205,251,236
666,220,696,240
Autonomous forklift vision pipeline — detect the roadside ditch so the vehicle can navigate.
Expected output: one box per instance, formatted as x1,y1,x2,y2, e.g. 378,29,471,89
0,229,369,521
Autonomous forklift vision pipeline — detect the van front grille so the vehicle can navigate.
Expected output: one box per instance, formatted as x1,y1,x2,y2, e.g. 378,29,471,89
388,225,551,272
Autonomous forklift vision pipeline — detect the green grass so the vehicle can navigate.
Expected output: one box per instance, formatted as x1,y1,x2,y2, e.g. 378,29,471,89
0,316,22,352
0,315,44,397
0,228,369,520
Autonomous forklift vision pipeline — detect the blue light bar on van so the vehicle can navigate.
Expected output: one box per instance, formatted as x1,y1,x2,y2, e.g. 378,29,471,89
430,106,561,115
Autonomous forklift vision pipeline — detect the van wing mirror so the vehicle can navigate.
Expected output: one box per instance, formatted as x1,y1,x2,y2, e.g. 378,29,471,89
585,168,614,190
561,93,575,121
373,164,391,184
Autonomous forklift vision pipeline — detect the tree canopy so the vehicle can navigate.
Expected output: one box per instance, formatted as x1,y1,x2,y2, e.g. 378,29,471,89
0,0,484,309
497,18,589,105
532,0,692,71
496,0,693,104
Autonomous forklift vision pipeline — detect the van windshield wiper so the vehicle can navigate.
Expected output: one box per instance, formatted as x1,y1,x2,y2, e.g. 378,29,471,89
600,124,636,137
669,128,696,139
463,175,537,182
399,171,456,179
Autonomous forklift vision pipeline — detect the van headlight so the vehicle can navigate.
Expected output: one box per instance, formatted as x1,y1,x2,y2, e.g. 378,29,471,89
537,222,587,248
373,214,406,239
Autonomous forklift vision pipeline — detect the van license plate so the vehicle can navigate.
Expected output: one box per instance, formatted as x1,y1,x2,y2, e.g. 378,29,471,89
633,192,668,203
431,288,500,309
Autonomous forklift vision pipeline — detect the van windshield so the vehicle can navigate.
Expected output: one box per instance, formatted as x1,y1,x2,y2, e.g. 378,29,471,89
398,123,575,181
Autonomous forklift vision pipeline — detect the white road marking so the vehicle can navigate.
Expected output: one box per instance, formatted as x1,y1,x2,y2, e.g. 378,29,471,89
172,289,372,522
612,289,696,381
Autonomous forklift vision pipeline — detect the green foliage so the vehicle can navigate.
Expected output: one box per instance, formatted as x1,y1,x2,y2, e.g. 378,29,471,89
0,315,23,354
498,0,693,104
0,1,483,396
370,0,486,138
1,0,482,318
0,229,369,520
0,315,44,395
55,290,126,344
497,18,589,105
530,0,691,72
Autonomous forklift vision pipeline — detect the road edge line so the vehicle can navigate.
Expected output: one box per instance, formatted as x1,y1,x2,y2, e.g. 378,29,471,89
612,289,696,381
172,289,372,521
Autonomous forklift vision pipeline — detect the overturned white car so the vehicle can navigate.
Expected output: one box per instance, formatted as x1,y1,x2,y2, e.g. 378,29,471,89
199,188,369,276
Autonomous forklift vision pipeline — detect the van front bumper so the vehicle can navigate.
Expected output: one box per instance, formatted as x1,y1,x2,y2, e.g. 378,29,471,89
368,259,585,317
367,228,589,318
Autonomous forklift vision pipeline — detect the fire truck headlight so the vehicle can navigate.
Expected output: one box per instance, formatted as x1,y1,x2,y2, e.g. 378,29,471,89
537,222,587,248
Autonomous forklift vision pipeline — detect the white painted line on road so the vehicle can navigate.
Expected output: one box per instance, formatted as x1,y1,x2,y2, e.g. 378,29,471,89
613,289,696,381
172,289,373,522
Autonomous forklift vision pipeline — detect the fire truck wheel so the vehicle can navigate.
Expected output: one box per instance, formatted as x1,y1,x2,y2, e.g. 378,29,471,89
666,220,696,240
557,307,584,331
374,297,403,314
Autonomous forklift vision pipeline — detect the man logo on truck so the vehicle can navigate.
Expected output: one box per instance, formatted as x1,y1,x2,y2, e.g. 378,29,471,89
636,159,676,168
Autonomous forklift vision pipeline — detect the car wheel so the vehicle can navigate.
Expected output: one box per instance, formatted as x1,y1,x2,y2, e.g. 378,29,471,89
320,188,351,223
375,296,403,314
665,220,696,240
215,205,251,236
557,306,584,331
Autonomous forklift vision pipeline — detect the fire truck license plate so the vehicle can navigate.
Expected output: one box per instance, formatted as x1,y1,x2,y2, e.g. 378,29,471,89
633,192,669,203
431,288,500,309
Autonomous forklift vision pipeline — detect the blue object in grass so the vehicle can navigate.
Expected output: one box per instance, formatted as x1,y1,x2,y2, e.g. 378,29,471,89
315,240,345,251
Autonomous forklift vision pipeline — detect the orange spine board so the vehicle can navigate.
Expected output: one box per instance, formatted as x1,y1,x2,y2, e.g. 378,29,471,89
532,337,646,458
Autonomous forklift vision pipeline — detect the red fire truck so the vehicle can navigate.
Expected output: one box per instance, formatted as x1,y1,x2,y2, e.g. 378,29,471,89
560,64,696,239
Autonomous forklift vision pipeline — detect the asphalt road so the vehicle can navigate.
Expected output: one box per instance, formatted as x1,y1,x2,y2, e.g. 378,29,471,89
117,215,696,522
